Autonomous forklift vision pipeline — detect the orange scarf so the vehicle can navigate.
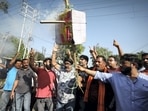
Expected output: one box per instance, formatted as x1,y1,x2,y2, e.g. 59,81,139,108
83,75,93,102
84,67,107,111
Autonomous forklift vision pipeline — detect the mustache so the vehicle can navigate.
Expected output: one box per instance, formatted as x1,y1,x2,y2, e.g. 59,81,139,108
24,65,28,67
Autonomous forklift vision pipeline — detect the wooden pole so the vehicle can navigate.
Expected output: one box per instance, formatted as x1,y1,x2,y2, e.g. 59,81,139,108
72,45,84,93
64,0,70,10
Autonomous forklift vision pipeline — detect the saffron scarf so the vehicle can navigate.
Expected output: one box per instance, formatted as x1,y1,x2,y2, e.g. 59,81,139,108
84,67,107,111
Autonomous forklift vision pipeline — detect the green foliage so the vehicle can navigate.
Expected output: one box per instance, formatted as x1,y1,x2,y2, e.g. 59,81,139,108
10,35,45,60
136,51,146,59
0,79,5,89
9,36,25,58
75,44,85,56
0,34,45,60
0,34,26,58
95,44,113,59
57,44,85,60
35,52,45,61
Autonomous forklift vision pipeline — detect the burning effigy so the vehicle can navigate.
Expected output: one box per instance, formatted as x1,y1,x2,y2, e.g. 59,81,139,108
40,0,86,45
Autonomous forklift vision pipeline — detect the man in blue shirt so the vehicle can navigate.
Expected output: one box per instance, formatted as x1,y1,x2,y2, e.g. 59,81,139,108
76,54,148,111
0,53,21,111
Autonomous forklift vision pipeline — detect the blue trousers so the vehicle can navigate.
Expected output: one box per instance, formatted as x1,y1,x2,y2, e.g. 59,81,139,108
0,90,15,111
15,92,31,111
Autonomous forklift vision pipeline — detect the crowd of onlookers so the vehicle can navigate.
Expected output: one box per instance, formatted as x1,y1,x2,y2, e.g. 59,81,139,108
0,40,148,111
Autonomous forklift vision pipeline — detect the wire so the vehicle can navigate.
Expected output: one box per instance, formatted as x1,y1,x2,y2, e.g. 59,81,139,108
131,42,148,53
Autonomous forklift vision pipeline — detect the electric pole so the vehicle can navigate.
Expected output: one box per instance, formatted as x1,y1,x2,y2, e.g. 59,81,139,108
18,1,38,58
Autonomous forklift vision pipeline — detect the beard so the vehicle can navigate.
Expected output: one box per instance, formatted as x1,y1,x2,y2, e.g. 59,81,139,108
23,65,28,69
121,66,131,75
143,62,148,69
45,64,51,70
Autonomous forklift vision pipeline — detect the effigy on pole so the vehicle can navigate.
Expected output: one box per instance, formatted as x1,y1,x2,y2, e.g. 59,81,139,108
40,0,86,90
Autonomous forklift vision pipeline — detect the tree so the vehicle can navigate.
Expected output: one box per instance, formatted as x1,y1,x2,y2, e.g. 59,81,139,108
95,44,113,59
10,35,25,58
89,44,115,66
0,1,9,13
0,34,18,57
136,51,146,59
0,34,26,58
0,33,46,61
35,51,45,61
56,44,85,63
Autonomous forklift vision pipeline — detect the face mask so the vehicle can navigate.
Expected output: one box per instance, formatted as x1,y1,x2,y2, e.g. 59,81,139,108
121,66,131,75
45,64,51,70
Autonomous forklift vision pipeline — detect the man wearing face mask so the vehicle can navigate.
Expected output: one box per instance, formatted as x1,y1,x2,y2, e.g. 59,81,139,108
29,49,56,111
76,54,148,111
140,53,148,75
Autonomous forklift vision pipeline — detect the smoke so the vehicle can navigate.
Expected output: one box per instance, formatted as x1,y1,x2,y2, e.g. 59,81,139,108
0,34,16,57
46,2,65,20
45,1,65,39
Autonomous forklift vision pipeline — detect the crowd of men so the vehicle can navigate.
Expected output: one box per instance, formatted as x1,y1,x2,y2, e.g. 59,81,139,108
0,40,148,111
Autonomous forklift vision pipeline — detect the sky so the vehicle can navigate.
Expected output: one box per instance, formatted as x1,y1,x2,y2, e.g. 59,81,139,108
0,0,148,58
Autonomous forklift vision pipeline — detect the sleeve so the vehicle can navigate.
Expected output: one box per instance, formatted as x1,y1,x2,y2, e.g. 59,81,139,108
94,71,113,82
32,72,37,78
52,67,61,76
15,71,20,80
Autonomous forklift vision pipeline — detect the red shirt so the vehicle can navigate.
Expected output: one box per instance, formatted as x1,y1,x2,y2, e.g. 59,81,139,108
35,68,56,98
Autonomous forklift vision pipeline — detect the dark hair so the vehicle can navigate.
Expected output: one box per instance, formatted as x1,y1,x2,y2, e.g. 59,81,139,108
22,58,28,62
120,54,142,70
141,53,148,58
108,55,118,61
96,55,107,63
64,58,73,65
43,58,52,63
14,59,22,64
79,55,89,62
